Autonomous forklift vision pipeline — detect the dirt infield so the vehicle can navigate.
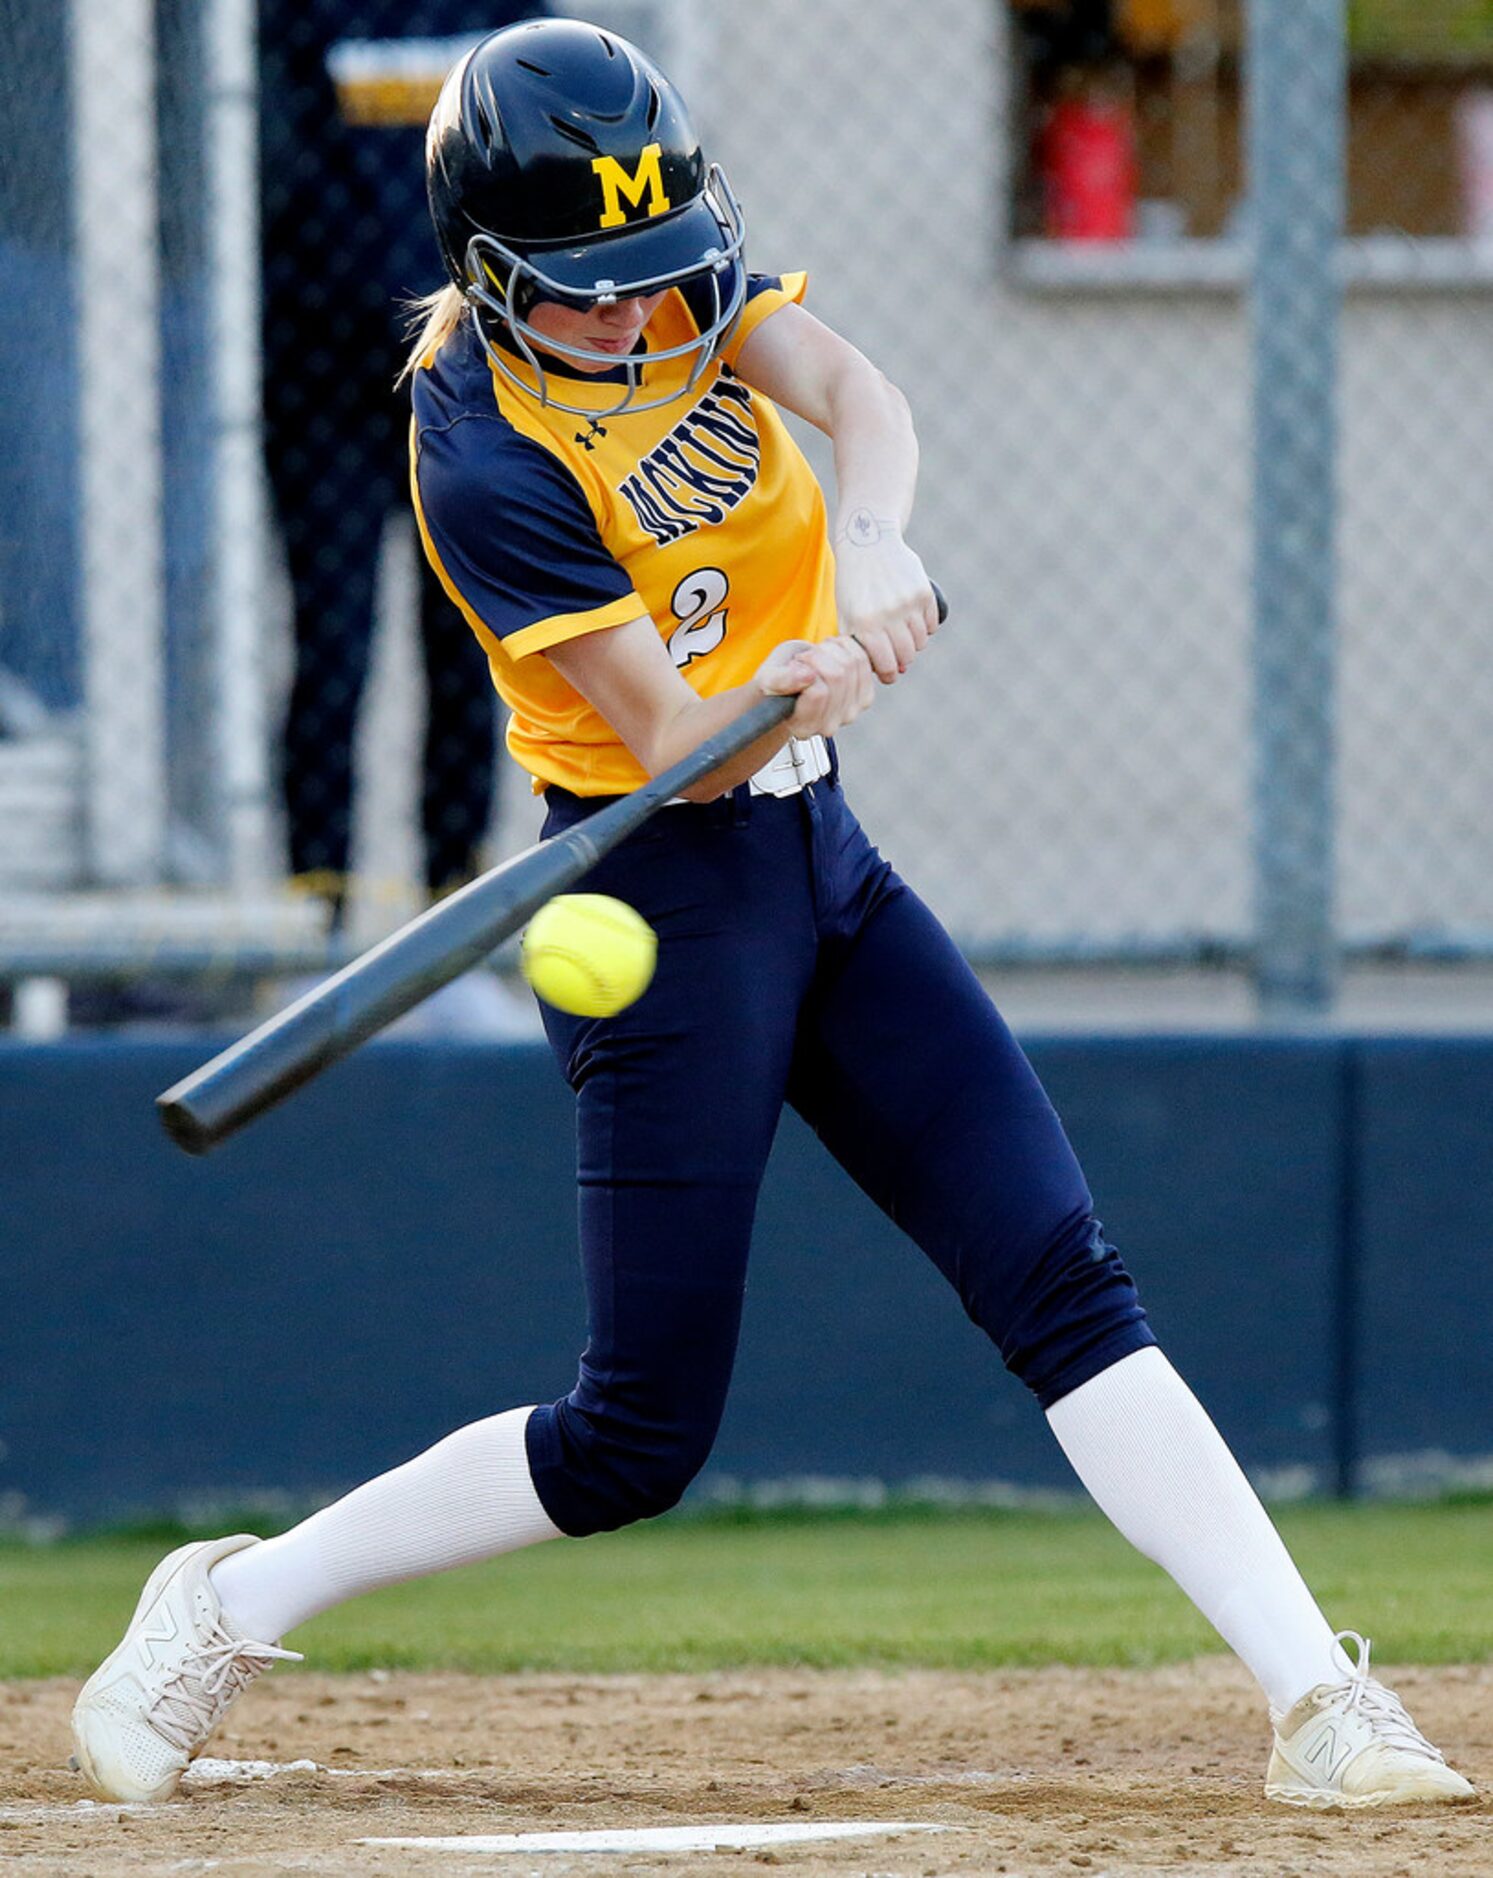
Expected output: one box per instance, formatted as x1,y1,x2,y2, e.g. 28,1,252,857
3,1661,1488,1877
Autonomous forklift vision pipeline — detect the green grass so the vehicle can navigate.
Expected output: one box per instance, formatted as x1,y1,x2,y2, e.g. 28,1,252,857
4,1501,1492,1681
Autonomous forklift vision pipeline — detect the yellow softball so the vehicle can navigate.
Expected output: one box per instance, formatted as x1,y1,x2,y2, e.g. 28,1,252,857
520,893,658,1017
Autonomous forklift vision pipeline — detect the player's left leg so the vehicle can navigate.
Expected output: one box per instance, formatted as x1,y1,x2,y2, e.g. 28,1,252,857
786,780,1472,1808
72,787,817,1801
70,1407,560,1802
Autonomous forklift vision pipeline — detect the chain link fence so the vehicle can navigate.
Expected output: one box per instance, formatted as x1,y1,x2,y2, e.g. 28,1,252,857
3,1,1493,1025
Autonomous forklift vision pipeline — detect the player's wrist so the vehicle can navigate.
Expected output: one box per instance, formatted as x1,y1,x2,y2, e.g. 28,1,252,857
833,507,902,551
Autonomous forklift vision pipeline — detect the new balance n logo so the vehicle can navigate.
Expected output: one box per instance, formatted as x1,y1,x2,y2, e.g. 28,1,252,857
137,1608,181,1669
1302,1723,1353,1781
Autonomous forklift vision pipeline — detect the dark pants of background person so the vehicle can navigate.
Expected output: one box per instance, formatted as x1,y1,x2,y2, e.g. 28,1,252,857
526,765,1157,1536
266,326,497,901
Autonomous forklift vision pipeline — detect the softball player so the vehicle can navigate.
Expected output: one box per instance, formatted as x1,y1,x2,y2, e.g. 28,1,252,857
73,19,1470,1812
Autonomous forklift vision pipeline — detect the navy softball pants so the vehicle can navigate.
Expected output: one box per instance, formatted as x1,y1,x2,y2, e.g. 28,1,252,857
525,769,1155,1537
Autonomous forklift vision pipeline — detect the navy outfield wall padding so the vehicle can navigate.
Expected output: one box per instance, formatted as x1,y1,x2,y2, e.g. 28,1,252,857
1354,1039,1493,1476
0,1034,1487,1522
0,1041,584,1521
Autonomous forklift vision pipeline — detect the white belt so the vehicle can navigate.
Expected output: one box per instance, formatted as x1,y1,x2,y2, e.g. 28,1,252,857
746,734,831,797
663,733,831,806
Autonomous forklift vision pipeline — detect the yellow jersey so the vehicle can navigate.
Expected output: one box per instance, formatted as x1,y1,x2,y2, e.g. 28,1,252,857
410,274,836,794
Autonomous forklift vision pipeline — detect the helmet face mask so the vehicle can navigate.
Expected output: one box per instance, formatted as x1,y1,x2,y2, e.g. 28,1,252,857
463,166,748,418
426,21,750,417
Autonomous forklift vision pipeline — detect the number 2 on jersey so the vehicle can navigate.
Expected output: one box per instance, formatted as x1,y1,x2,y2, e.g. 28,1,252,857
667,567,729,668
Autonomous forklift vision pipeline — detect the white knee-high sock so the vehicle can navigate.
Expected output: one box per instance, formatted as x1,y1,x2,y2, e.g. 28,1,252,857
209,1406,562,1643
1045,1347,1344,1714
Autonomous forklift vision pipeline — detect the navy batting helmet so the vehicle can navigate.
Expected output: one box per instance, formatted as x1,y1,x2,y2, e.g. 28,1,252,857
425,19,747,413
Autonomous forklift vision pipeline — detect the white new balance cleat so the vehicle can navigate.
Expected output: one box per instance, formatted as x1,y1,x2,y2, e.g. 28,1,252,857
1265,1630,1476,1808
70,1534,301,1802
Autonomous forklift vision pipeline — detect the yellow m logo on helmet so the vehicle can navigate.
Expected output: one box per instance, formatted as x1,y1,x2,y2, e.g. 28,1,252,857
591,143,672,229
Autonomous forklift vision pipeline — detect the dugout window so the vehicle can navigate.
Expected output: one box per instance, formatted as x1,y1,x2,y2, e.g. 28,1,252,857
1006,1,1493,272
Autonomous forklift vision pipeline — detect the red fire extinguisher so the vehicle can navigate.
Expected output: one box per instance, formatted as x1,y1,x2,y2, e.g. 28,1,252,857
1039,78,1138,241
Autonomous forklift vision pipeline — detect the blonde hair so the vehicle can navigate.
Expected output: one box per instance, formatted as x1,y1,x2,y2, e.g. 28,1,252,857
397,284,468,387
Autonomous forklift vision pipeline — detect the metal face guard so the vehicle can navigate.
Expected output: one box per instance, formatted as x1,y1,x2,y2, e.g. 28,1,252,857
464,167,748,417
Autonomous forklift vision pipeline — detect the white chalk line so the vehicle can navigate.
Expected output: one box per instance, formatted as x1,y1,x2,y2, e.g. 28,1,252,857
189,1757,322,1782
0,1799,150,1824
185,1757,482,1784
0,1759,484,1822
361,1821,951,1855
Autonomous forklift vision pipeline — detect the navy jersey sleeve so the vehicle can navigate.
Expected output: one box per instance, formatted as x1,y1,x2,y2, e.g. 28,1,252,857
413,407,640,660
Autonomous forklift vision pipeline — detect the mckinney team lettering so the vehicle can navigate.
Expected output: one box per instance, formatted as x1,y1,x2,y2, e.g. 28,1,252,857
619,378,761,545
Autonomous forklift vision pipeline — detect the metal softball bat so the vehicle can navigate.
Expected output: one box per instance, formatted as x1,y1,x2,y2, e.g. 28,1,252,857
156,581,947,1155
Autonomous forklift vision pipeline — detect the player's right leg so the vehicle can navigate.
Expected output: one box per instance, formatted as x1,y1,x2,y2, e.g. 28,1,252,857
1263,1628,1473,1806
1047,1351,1474,1806
785,787,1472,1807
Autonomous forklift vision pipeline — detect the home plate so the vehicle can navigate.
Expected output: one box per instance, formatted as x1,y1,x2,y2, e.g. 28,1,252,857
361,1821,950,1856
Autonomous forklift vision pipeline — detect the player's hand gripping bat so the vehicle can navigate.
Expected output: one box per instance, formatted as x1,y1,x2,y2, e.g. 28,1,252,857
157,583,947,1154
